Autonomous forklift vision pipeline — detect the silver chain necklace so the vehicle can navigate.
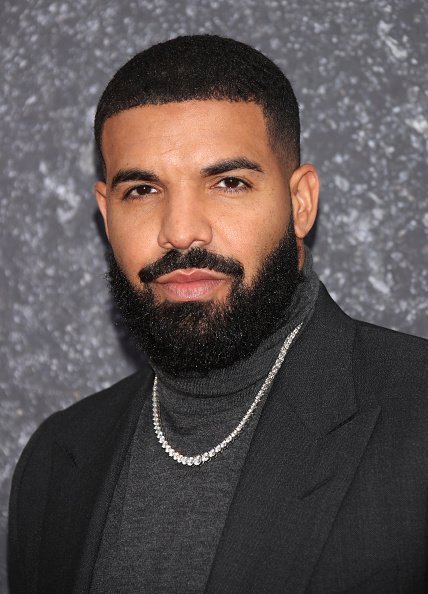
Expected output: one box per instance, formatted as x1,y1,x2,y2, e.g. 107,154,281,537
152,323,302,466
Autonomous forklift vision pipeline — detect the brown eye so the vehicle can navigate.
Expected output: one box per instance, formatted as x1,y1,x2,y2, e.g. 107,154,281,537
125,184,157,199
217,177,249,191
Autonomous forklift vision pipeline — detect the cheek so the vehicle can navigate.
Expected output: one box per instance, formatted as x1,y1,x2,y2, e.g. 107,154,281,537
218,206,289,284
106,209,159,279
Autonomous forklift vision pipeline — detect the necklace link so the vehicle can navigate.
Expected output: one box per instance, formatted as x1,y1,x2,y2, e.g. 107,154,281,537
152,323,302,466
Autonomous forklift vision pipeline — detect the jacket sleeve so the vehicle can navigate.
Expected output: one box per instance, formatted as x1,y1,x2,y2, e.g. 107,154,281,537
8,412,61,594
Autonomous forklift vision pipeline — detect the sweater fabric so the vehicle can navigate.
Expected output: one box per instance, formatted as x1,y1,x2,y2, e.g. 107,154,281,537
90,250,319,593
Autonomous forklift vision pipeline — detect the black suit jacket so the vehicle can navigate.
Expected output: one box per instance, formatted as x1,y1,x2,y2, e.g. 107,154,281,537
8,285,428,593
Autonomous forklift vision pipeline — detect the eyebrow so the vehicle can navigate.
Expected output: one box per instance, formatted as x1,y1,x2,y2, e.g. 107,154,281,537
110,157,264,190
110,168,160,190
200,157,264,177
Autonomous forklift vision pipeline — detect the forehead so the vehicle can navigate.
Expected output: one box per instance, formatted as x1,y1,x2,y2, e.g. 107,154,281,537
101,100,279,176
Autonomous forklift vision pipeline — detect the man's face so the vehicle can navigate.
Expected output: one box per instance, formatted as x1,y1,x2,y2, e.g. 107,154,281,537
97,100,292,300
96,100,318,373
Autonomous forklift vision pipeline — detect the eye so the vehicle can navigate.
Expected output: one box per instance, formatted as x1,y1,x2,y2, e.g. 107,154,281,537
216,177,250,192
124,184,157,200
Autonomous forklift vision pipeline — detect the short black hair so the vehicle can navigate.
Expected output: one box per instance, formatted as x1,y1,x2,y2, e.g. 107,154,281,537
94,34,300,172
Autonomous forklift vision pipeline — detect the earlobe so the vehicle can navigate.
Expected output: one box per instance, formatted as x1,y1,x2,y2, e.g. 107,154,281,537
94,181,110,240
290,164,320,239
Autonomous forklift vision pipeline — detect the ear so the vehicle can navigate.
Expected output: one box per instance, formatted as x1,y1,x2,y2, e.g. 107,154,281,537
94,181,110,240
289,163,320,240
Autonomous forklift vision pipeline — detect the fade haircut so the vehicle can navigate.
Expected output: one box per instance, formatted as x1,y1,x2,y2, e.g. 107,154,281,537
94,34,300,174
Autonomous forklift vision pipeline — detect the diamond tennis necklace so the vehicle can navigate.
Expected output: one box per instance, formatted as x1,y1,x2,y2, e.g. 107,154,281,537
152,323,302,466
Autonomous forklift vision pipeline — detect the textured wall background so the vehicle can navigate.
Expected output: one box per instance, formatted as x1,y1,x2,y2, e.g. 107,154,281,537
1,0,427,588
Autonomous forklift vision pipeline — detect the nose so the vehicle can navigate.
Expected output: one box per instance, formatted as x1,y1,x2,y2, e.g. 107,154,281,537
157,190,213,251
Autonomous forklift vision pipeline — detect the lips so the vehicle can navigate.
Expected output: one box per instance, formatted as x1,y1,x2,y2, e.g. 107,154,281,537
154,268,227,301
156,269,226,284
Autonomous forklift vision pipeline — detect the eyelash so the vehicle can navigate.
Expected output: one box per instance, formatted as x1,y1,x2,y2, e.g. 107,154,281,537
216,177,251,193
122,176,251,200
123,184,156,200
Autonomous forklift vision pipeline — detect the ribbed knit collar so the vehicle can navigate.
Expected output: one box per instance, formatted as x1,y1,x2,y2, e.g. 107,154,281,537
152,247,319,398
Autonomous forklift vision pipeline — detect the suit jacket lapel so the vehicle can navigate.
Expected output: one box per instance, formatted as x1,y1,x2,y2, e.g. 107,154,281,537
38,372,153,594
206,286,381,593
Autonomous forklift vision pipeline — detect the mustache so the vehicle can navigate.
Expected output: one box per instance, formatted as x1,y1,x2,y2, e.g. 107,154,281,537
138,248,245,283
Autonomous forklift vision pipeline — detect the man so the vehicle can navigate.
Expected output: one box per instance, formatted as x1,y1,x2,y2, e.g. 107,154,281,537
8,35,427,594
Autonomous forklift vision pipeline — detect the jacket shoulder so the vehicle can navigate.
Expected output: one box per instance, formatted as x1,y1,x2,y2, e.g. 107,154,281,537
41,366,151,441
11,366,153,501
316,284,427,407
355,318,427,367
8,367,152,592
353,319,427,409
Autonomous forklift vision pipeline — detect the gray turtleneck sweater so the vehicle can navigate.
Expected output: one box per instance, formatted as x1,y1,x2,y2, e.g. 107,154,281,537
90,251,319,593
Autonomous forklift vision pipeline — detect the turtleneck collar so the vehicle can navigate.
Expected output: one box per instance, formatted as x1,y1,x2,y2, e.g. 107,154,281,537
152,246,319,398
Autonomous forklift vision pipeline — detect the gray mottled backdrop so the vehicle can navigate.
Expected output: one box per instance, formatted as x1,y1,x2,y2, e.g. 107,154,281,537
1,0,427,588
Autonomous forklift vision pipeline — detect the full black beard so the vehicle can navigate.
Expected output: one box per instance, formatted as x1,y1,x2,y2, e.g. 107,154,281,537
107,221,303,375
